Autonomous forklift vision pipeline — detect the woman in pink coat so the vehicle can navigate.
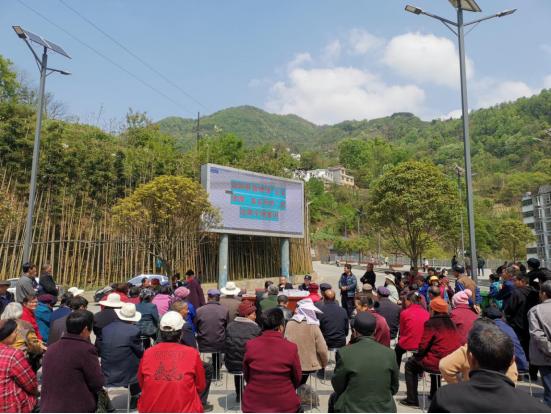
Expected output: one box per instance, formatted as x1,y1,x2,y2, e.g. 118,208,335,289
151,286,172,316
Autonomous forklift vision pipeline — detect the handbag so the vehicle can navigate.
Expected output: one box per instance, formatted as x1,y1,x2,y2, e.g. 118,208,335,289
95,388,109,413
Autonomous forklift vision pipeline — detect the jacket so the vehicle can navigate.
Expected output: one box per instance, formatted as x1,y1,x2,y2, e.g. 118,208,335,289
416,313,462,373
529,299,551,367
318,301,349,349
101,319,143,387
138,342,205,413
306,292,322,303
13,320,43,357
368,309,391,347
242,331,302,413
278,282,294,291
419,284,429,303
505,285,540,339
225,317,262,372
49,306,71,326
0,344,38,413
48,314,68,346
21,306,42,341
494,319,528,371
450,305,479,345
496,279,516,308
184,278,206,311
360,271,376,287
285,319,329,371
489,281,503,308
40,333,104,413
196,301,229,353
386,284,400,304
398,304,431,351
259,295,278,314
338,273,357,298
375,298,401,340
15,274,36,303
39,272,58,297
455,275,483,306
135,302,159,325
429,369,551,413
0,291,14,316
439,344,518,384
34,302,52,345
151,294,171,316
332,337,399,413
220,296,241,323
93,308,119,354
528,268,547,290
277,305,294,324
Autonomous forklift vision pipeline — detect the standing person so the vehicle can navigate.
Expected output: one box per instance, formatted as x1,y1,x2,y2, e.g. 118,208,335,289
93,293,124,354
276,295,294,323
385,256,389,268
362,284,379,305
39,263,58,299
453,265,483,313
173,287,196,333
375,286,401,340
259,284,280,314
400,297,462,408
429,322,551,413
529,280,551,407
184,269,206,311
338,264,357,317
225,301,262,403
328,312,399,413
278,276,293,291
35,294,54,345
298,275,312,291
477,255,485,277
220,282,241,323
370,256,375,265
395,293,430,368
451,255,458,269
48,296,88,345
15,263,37,303
242,308,302,413
285,299,329,385
450,290,479,345
20,295,42,342
354,295,390,347
151,285,172,316
528,258,544,290
196,289,229,380
135,289,159,349
40,310,105,413
138,312,206,413
101,303,143,410
0,280,14,316
496,266,518,309
0,319,38,413
360,263,376,287
423,258,429,272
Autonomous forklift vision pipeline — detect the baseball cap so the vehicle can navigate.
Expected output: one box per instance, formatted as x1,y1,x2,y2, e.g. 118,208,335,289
377,286,391,297
320,283,332,292
304,275,312,280
160,311,185,332
453,265,465,274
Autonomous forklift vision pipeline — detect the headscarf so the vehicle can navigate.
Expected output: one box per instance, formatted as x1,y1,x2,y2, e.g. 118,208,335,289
291,299,323,325
0,319,17,341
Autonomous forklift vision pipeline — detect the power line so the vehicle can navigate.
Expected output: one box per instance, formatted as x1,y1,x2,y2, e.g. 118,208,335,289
16,0,195,116
58,0,212,114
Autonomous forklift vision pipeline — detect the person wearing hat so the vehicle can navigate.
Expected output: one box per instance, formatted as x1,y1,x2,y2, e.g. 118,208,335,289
101,302,143,410
285,299,329,385
400,297,462,408
220,282,241,324
0,318,38,413
375,286,401,341
137,311,206,413
453,264,483,313
362,283,379,305
196,288,229,380
0,279,14,316
298,274,313,291
67,286,85,297
384,274,400,304
35,294,55,345
306,282,322,303
315,283,333,310
173,286,196,333
225,300,262,403
278,276,294,291
93,293,124,354
259,284,280,314
450,289,479,345
428,276,449,304
328,312,399,413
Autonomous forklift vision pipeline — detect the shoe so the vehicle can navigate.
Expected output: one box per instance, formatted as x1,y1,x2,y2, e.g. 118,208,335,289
398,399,419,408
203,403,214,412
129,396,139,410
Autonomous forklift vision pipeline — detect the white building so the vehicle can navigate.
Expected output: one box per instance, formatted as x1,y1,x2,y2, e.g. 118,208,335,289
522,185,551,261
295,166,355,188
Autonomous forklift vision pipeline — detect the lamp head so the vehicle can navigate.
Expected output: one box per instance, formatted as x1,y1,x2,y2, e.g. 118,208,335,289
60,71,72,76
405,5,423,14
12,26,26,38
497,9,517,17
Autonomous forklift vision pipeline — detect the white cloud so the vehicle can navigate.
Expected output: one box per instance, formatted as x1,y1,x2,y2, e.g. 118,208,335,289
265,67,425,125
544,75,551,89
440,109,463,120
541,44,551,55
348,28,386,55
287,53,313,71
474,79,539,108
382,32,474,89
321,40,342,65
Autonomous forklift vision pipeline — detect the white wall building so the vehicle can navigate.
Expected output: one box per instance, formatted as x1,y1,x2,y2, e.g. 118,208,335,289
522,185,551,261
296,166,355,188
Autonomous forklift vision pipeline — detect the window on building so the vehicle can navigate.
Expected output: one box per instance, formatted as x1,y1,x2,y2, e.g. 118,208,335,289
537,234,545,244
524,210,534,218
535,209,543,219
544,194,551,205
536,222,544,231
522,198,533,207
527,222,535,229
527,247,538,254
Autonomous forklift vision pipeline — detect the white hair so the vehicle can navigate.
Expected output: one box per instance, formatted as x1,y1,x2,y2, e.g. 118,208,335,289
1,302,23,320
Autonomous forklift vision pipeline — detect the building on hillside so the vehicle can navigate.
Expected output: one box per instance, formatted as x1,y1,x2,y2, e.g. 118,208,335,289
295,165,355,188
522,185,551,261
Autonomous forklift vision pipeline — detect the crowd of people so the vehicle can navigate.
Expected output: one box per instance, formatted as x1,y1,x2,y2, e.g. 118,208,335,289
2,259,551,412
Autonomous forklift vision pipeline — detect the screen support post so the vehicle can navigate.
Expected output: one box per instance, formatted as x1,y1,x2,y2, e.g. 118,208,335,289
281,237,290,280
218,234,229,289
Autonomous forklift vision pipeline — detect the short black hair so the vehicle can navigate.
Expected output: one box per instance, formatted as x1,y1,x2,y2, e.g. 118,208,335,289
514,273,529,283
60,292,74,307
172,273,181,281
160,286,172,295
355,294,373,309
410,283,419,291
22,262,36,273
141,277,148,284
66,310,94,335
129,286,141,298
541,281,551,298
70,296,89,311
22,294,37,304
489,273,500,282
428,286,441,297
406,292,420,304
185,269,195,277
344,264,352,270
261,308,284,331
264,280,274,289
417,276,426,284
277,295,289,304
467,320,513,374
160,330,182,343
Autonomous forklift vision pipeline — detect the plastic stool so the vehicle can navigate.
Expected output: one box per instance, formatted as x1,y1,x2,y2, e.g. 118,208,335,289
225,370,244,412
421,371,442,413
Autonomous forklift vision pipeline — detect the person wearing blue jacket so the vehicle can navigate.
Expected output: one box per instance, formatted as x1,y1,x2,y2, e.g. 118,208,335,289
496,266,518,309
338,264,357,317
488,273,504,309
36,294,55,345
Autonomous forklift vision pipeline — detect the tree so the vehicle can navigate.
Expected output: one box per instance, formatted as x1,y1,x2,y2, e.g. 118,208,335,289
0,55,19,103
113,175,220,275
496,220,536,261
368,161,459,272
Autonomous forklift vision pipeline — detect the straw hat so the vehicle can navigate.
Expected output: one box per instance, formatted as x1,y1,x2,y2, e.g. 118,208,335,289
68,286,84,296
221,282,240,296
115,303,142,322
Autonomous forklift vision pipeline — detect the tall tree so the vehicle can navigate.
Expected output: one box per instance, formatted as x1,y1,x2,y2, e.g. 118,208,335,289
496,220,536,261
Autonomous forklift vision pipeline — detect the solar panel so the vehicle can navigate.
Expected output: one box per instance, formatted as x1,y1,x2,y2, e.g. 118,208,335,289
21,28,51,49
43,38,71,59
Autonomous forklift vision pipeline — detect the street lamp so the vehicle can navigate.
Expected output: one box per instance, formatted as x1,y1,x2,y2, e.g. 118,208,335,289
12,26,71,264
452,165,467,268
405,1,516,283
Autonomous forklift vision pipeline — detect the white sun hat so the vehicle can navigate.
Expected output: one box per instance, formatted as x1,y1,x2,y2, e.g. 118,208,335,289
160,311,185,332
220,281,240,296
68,286,84,296
115,303,142,322
98,293,124,308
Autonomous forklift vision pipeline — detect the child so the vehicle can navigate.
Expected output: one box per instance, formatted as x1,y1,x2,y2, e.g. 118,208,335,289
488,273,503,309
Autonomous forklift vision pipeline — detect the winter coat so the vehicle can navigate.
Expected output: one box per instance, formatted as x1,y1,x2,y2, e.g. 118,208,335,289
332,337,399,413
220,296,241,323
13,320,43,357
416,313,462,373
277,305,294,324
496,279,516,308
386,284,400,304
34,302,52,345
360,271,376,287
450,304,479,345
259,295,278,314
456,275,483,306
40,333,104,413
285,319,329,372
338,273,357,298
39,271,58,297
489,281,503,309
505,285,540,340
428,369,551,413
21,306,42,341
318,301,349,349
196,301,229,353
93,308,119,354
151,294,172,316
184,278,206,311
15,275,36,303
224,317,262,372
375,298,401,340
494,319,528,371
368,309,391,347
418,284,429,303
242,331,302,413
529,299,551,367
398,304,430,351
101,319,143,387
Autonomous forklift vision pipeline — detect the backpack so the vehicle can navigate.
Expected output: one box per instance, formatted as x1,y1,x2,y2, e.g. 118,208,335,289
297,383,319,408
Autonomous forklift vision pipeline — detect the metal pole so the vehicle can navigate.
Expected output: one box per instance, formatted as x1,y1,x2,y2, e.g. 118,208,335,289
345,220,348,238
218,233,229,289
22,48,48,264
458,171,466,268
457,6,478,282
281,238,290,278
378,228,381,263
357,214,360,237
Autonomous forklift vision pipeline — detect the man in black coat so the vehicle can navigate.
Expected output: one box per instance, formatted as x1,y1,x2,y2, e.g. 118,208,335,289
276,295,294,323
375,286,401,340
318,289,349,379
48,297,88,345
39,263,59,298
428,321,551,413
278,276,294,291
0,280,14,315
254,280,273,325
93,293,124,354
360,263,376,287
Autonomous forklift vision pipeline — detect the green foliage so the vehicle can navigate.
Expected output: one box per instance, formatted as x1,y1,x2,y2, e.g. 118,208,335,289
0,56,19,103
496,220,536,261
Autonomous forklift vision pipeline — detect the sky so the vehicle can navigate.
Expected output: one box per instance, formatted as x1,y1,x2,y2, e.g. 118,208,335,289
1,0,551,127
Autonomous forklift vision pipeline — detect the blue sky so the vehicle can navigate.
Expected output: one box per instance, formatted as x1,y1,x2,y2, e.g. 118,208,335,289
1,0,550,126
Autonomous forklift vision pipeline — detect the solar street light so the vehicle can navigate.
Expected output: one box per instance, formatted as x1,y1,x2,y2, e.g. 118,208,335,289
12,26,71,264
448,0,482,13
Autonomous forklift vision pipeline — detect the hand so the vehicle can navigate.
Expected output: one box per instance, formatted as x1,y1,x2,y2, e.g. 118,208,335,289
341,286,347,291
397,300,402,305
474,305,481,314
498,284,503,290
322,361,327,368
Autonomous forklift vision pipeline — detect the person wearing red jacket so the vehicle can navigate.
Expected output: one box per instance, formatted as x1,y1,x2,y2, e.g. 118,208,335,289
395,292,430,368
400,297,462,408
21,295,42,342
138,311,206,413
306,283,322,303
450,289,479,345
